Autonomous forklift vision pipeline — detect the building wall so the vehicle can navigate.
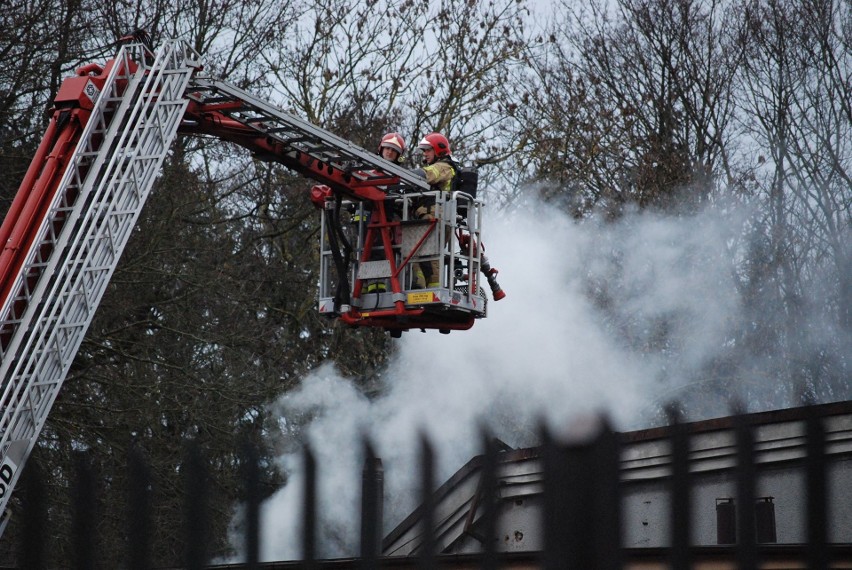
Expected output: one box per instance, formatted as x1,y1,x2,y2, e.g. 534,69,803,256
622,462,852,547
383,403,852,558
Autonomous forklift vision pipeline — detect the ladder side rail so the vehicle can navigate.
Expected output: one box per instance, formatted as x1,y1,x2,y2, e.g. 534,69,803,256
318,206,331,302
187,78,431,191
0,39,187,401
0,42,196,526
0,42,163,444
0,41,192,448
3,87,188,467
0,55,135,361
0,43,145,530
25,41,195,376
439,192,450,289
0,47,192,524
0,45,141,401
444,195,462,300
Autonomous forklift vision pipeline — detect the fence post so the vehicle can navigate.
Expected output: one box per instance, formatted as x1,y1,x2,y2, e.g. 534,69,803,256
240,440,260,569
127,445,152,570
184,440,209,570
480,430,499,570
73,451,97,570
19,456,46,569
302,444,317,568
667,404,691,570
593,420,622,570
541,423,569,570
417,433,436,570
806,403,828,570
360,439,383,567
734,405,757,570
542,417,622,570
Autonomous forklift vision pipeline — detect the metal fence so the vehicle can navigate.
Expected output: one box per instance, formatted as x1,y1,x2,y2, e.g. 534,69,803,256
10,403,852,569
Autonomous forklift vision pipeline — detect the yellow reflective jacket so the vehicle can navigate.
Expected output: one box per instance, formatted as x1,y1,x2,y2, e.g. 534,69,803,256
421,160,456,192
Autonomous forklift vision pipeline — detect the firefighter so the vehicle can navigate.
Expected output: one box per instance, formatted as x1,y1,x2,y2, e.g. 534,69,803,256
414,132,455,191
412,132,456,288
378,132,406,164
361,133,418,292
374,133,427,289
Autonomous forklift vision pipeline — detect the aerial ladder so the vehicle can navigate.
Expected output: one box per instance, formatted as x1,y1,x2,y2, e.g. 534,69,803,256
179,78,503,334
0,38,504,535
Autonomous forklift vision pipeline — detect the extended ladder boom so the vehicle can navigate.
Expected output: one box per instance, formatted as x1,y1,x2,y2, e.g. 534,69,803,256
0,40,199,533
180,77,431,197
180,77,495,331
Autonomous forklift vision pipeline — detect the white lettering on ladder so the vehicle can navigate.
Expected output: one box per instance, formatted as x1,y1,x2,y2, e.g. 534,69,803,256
0,458,18,499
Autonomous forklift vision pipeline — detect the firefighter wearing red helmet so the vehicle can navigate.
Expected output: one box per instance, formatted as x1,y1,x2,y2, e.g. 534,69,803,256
411,132,458,288
413,132,507,299
414,132,455,190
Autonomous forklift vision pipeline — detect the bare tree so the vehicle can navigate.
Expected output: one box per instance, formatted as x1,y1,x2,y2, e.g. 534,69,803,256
735,0,850,401
515,0,743,215
89,0,300,88
261,0,530,160
508,0,849,415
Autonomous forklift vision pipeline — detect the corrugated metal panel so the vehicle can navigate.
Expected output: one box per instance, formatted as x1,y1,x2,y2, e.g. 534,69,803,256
382,402,852,557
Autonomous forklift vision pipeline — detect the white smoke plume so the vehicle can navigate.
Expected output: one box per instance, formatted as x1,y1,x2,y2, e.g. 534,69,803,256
239,196,838,561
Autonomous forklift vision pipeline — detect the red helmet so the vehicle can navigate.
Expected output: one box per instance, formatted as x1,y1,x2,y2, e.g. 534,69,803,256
378,132,406,155
418,132,451,157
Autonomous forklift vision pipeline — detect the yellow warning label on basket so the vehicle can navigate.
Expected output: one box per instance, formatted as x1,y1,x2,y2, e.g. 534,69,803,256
407,291,436,304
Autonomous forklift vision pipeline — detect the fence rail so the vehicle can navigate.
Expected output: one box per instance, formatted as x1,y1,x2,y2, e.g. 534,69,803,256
10,402,852,569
